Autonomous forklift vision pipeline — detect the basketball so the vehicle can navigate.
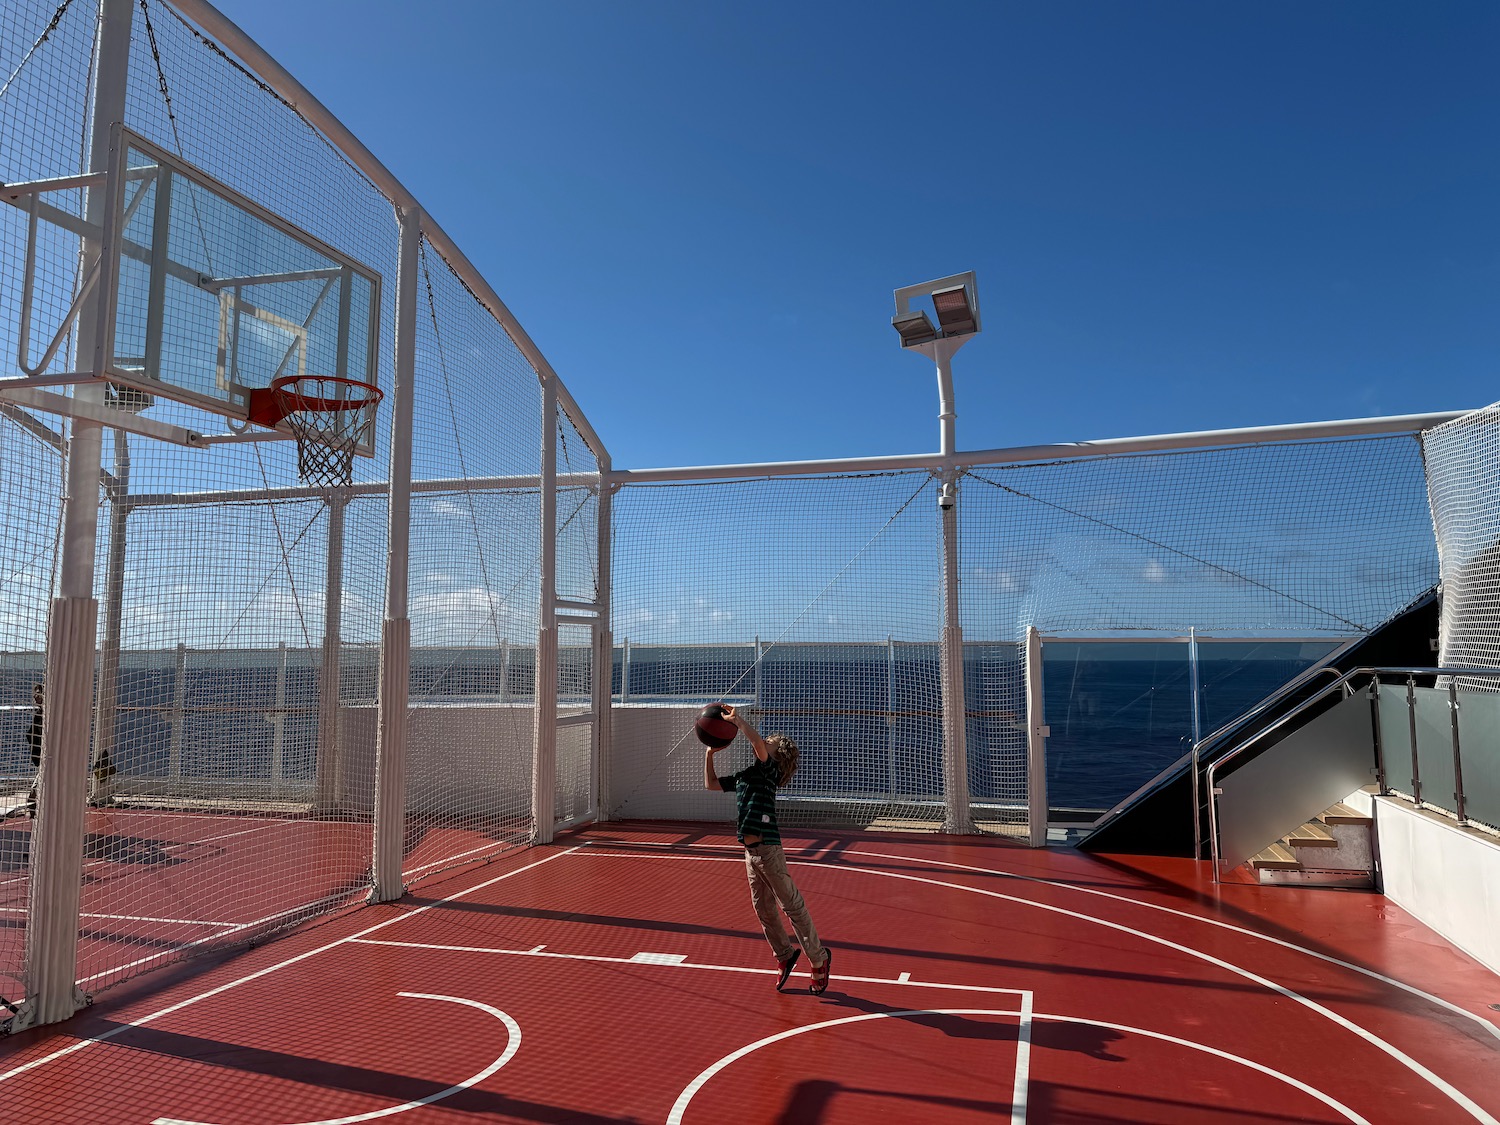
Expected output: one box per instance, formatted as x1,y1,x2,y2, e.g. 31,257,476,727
694,703,738,749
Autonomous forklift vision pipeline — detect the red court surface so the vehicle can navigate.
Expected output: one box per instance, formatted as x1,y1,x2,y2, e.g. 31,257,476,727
0,822,1497,1124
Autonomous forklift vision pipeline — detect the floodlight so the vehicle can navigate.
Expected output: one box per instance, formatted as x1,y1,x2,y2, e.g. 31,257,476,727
893,309,939,347
931,285,976,336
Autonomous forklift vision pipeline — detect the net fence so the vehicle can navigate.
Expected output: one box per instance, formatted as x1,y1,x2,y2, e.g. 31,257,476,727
962,434,1436,822
0,0,593,1009
1422,402,1500,682
399,237,546,886
608,434,1438,833
609,472,947,830
0,0,1459,1024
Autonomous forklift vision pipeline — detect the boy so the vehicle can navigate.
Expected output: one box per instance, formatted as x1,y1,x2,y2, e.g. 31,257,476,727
704,703,832,994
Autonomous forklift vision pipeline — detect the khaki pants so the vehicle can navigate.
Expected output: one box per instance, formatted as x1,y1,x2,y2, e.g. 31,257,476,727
745,843,825,966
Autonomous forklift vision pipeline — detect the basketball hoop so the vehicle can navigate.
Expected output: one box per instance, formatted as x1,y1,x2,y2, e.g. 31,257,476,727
265,375,382,488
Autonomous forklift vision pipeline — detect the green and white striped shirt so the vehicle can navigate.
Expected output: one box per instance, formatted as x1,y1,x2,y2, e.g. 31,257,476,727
719,757,782,844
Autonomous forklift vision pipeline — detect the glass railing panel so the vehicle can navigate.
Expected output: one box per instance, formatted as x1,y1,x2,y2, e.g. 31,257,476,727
1042,641,1191,818
1376,684,1417,796
1456,689,1500,831
1411,686,1458,816
1196,640,1343,735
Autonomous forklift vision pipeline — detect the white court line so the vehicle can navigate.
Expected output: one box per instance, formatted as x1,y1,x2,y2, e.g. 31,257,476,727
74,886,369,986
0,845,585,1084
583,844,1499,1124
0,817,287,894
3,838,1489,1122
598,839,1500,1043
665,1007,1368,1125
838,846,1500,1045
1011,990,1032,1125
0,908,242,928
348,936,1029,997
151,991,521,1125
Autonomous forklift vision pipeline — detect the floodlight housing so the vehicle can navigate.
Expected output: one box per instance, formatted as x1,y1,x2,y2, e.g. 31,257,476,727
931,285,976,336
893,309,939,347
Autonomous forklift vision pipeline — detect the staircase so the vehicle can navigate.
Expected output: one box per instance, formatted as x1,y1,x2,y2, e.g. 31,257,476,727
1249,800,1374,887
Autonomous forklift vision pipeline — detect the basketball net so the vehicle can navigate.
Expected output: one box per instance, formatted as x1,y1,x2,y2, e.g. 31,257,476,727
269,375,382,488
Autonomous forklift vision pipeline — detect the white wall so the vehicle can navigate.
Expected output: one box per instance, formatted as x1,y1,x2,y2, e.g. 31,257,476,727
1374,795,1500,976
608,704,745,823
340,702,534,817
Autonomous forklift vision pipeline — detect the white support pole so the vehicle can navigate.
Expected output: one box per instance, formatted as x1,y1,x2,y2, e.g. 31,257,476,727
935,342,973,835
592,471,613,822
532,376,559,843
370,205,420,902
169,642,187,781
20,0,133,1030
887,635,897,797
1025,626,1050,848
939,504,971,834
316,493,346,811
1189,626,1203,859
270,641,288,786
92,433,129,804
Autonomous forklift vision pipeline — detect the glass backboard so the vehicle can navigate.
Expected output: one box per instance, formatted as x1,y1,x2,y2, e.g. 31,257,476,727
108,132,381,452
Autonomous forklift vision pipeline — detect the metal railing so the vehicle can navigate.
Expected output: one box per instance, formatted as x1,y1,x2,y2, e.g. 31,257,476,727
1205,664,1500,876
1186,661,1348,857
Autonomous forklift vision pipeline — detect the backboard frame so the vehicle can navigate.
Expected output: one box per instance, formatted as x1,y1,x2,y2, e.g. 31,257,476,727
1,127,384,453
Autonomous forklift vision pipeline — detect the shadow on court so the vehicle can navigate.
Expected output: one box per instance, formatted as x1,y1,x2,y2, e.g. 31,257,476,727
400,892,1362,1009
83,831,199,866
774,1078,1017,1123
85,1021,645,1125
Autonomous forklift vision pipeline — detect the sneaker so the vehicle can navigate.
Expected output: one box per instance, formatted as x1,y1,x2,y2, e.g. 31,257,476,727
810,948,832,995
775,950,801,991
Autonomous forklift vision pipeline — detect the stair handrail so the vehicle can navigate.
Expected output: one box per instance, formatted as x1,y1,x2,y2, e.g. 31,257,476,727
1206,664,1500,876
1188,662,1345,857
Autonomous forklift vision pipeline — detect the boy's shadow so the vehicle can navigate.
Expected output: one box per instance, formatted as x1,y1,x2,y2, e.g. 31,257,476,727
820,990,1125,1061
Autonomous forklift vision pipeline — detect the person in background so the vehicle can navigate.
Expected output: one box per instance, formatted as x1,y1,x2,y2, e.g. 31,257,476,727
25,683,42,816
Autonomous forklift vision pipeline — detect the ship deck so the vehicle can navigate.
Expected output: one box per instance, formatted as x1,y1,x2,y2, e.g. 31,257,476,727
1,820,1497,1124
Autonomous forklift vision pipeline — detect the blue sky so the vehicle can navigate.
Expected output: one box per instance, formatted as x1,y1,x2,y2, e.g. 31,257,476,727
221,1,1500,473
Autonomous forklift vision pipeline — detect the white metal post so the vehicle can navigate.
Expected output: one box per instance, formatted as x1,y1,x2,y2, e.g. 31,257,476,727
169,642,187,781
939,496,971,834
20,0,132,1030
92,434,129,804
886,635,897,796
890,276,981,837
316,493,346,811
270,642,288,786
592,468,613,822
1189,626,1203,858
1025,626,1050,847
934,341,973,835
370,205,420,902
532,376,559,842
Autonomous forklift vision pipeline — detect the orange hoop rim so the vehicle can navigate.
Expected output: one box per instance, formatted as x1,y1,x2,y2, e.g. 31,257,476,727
269,374,383,415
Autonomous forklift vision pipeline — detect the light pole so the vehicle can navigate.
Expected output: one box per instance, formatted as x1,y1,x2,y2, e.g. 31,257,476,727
893,273,981,835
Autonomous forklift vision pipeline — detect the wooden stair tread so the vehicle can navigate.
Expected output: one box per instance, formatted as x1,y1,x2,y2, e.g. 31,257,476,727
1250,842,1301,870
1285,821,1336,847
1322,802,1373,826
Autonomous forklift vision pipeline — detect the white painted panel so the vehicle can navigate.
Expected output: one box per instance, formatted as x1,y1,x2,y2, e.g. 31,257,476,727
609,704,750,823
1374,795,1500,976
